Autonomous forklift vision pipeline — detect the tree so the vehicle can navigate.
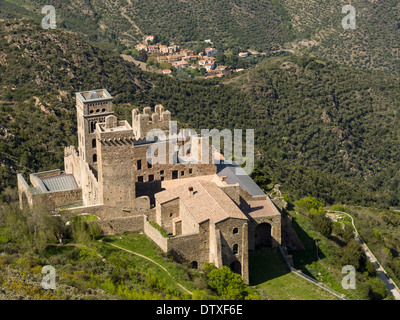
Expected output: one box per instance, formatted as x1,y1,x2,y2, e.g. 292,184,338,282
295,197,324,212
138,49,148,63
341,240,367,271
207,266,247,300
364,278,391,300
309,212,333,238
71,216,91,244
364,260,376,277
88,222,102,240
342,224,354,242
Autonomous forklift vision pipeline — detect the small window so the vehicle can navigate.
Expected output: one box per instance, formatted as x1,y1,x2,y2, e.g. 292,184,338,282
102,108,106,112
160,170,165,175
93,154,97,163
96,109,100,113
138,176,144,183
149,174,154,182
92,139,96,148
233,244,239,255
137,160,142,170
233,228,238,234
169,213,173,218
189,169,193,174
161,177,165,181
181,171,185,177
172,170,178,180
90,110,94,114
148,161,152,169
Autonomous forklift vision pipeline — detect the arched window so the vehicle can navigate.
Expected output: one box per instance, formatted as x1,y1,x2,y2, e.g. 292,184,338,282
93,154,97,163
233,244,238,255
92,139,96,149
233,228,238,234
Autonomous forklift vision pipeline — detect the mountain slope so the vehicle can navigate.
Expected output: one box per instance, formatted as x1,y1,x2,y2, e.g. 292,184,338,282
2,19,400,208
0,18,150,195
3,0,400,75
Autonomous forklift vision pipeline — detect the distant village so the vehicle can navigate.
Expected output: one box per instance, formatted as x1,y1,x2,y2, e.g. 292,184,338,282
134,35,248,79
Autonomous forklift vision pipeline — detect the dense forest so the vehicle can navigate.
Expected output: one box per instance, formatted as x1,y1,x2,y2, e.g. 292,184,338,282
2,19,400,209
2,0,400,75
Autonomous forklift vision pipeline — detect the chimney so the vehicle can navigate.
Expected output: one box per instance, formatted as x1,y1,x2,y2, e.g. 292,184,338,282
188,186,194,196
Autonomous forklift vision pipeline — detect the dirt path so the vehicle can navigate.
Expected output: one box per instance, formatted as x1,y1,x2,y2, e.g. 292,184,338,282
98,240,193,295
120,8,143,37
327,210,400,300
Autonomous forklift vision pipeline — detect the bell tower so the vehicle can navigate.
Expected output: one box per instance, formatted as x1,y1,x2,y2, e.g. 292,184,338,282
75,89,114,172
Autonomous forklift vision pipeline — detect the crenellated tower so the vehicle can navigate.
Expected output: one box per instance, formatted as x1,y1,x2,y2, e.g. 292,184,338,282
132,105,171,139
95,115,135,212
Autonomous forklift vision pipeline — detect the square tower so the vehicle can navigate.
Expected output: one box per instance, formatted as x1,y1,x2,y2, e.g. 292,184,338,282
75,89,114,171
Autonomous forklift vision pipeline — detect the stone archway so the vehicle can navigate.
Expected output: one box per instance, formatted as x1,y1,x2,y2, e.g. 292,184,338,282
255,222,272,248
230,260,241,275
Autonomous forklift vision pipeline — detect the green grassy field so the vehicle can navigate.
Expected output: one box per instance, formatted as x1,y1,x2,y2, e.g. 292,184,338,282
249,248,339,300
96,233,203,295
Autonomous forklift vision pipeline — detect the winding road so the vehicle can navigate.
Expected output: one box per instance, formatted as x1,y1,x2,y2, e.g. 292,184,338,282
328,210,400,300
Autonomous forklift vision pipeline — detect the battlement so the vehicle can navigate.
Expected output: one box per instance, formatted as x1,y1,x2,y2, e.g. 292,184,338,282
64,146,78,158
96,115,134,143
132,105,171,139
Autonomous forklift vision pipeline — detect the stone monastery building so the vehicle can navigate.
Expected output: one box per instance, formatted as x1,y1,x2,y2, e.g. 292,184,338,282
17,89,284,283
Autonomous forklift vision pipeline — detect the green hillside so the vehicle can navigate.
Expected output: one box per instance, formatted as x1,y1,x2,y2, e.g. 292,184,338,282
1,0,294,51
2,18,400,209
3,0,400,75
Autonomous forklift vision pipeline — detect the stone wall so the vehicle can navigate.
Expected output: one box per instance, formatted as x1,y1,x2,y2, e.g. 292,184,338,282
282,213,305,251
35,189,83,209
157,198,180,234
179,201,199,235
132,142,216,184
94,215,145,236
96,129,135,210
64,146,82,187
248,214,282,251
217,218,249,282
208,222,223,268
143,217,168,252
17,174,33,209
167,232,202,265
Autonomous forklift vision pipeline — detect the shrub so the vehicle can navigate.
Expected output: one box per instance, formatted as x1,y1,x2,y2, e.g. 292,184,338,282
88,222,102,240
295,197,324,212
341,240,367,271
309,212,333,238
365,278,391,300
207,266,247,300
71,216,91,244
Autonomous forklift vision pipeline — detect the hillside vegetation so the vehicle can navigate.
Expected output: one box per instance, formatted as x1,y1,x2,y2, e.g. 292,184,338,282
2,0,400,75
2,19,400,209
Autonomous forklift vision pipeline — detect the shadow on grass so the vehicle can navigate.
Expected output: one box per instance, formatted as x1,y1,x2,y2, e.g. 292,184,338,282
329,235,347,247
249,247,290,286
286,216,324,279
100,236,116,243
249,213,326,285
